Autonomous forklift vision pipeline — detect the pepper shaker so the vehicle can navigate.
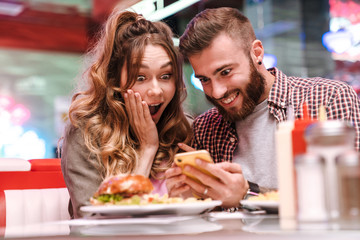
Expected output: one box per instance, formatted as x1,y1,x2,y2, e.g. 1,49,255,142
305,120,356,228
336,151,360,230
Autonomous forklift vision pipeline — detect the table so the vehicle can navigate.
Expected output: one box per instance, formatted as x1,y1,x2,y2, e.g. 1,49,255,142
3,211,360,239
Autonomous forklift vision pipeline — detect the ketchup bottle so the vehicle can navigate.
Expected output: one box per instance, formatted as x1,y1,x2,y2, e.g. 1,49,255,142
292,104,316,157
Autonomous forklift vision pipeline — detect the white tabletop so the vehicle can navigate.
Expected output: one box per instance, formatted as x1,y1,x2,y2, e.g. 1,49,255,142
3,211,360,240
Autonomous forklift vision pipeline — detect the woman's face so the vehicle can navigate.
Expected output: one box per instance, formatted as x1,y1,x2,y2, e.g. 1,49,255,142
120,44,176,124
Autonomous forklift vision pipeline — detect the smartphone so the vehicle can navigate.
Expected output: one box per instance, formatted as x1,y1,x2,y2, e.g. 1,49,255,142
174,150,216,183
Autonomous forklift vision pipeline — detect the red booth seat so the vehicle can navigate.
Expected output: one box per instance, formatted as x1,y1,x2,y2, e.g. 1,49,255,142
0,158,70,238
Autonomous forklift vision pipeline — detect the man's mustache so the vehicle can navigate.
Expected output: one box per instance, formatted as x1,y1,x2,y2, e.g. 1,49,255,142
207,89,241,101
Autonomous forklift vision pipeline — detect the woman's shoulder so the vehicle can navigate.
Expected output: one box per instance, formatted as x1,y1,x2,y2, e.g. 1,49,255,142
61,123,86,155
64,123,83,140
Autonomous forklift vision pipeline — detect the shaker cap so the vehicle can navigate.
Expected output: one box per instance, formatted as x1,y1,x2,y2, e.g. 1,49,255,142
295,153,325,165
305,120,355,146
336,151,360,166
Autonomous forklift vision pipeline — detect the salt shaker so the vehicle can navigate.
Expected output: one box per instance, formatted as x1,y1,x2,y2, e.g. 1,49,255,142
295,153,328,230
305,120,356,227
336,151,360,230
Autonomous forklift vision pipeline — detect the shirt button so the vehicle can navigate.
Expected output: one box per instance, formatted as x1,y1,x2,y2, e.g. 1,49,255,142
230,137,235,143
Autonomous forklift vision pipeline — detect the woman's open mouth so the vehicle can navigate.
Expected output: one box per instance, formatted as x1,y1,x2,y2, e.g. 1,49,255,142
148,103,162,115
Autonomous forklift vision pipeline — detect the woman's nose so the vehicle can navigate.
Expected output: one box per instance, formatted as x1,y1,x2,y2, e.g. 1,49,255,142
148,79,162,96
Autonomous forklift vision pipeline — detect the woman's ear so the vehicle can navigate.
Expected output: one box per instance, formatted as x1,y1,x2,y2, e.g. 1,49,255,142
251,40,264,65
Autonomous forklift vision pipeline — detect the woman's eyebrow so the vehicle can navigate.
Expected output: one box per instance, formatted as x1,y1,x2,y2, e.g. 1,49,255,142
160,61,172,69
140,61,172,69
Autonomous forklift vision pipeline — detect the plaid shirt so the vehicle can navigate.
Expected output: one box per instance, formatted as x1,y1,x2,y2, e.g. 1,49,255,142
192,67,360,163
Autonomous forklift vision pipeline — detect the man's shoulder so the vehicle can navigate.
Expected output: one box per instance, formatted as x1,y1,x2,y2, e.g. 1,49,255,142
195,107,221,120
288,75,351,90
193,107,226,127
284,75,358,107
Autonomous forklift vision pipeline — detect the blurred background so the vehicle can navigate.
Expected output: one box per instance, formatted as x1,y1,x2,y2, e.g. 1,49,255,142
0,0,359,159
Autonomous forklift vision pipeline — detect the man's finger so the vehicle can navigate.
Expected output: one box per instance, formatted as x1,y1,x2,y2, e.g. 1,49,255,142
215,162,243,173
164,166,182,178
168,184,190,198
178,143,195,152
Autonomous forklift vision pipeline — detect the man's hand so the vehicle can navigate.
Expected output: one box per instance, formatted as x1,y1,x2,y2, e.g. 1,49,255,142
165,143,195,197
165,162,192,198
180,160,248,208
177,143,195,152
166,144,249,207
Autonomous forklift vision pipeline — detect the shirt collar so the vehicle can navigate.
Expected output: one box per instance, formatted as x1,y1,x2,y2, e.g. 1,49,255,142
267,67,289,109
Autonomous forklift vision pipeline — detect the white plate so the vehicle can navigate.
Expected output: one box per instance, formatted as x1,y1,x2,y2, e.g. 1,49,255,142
64,215,196,226
80,200,222,216
240,200,279,213
76,217,223,236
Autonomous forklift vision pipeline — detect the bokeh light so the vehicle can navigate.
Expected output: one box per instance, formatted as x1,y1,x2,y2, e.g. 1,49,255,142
0,95,45,159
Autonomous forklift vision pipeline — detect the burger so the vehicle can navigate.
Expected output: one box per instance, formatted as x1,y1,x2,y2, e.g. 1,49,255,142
90,174,154,205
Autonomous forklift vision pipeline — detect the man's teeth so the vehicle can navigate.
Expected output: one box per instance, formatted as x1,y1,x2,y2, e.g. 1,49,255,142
221,93,237,104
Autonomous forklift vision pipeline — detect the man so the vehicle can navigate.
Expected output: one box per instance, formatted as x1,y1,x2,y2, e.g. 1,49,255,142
165,7,360,209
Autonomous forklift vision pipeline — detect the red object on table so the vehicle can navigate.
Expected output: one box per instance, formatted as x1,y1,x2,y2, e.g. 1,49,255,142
292,104,316,157
28,158,62,171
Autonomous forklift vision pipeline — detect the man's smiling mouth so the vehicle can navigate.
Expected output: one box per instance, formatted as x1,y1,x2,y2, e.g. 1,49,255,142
221,92,239,105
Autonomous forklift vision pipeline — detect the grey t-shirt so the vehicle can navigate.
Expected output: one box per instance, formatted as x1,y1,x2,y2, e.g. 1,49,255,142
232,100,277,189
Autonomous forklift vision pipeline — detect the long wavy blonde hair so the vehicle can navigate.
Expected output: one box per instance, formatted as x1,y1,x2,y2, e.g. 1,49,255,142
68,9,191,179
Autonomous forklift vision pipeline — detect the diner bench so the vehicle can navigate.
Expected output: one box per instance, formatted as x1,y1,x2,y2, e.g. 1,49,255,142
0,158,70,238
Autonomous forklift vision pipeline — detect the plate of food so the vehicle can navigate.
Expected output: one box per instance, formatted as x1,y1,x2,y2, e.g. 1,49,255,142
80,200,222,216
80,174,222,216
240,191,279,214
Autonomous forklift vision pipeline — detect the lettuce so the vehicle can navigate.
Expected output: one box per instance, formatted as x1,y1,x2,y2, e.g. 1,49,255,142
96,194,124,203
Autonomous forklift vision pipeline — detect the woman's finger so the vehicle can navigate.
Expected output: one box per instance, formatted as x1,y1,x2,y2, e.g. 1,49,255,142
134,92,144,122
123,91,133,121
127,90,138,122
142,101,152,122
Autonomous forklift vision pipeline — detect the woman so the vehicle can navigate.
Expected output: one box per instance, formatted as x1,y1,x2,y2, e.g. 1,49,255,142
61,8,192,218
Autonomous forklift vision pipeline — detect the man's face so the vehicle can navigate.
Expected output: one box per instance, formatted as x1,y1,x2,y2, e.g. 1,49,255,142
188,33,265,121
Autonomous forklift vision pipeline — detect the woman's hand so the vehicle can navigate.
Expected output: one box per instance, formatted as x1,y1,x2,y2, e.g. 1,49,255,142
124,89,159,176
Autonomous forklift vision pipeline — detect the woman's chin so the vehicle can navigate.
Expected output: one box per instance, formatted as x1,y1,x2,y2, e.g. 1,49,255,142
151,112,161,124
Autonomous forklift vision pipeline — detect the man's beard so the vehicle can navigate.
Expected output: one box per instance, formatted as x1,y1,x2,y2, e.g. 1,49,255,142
205,61,266,122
